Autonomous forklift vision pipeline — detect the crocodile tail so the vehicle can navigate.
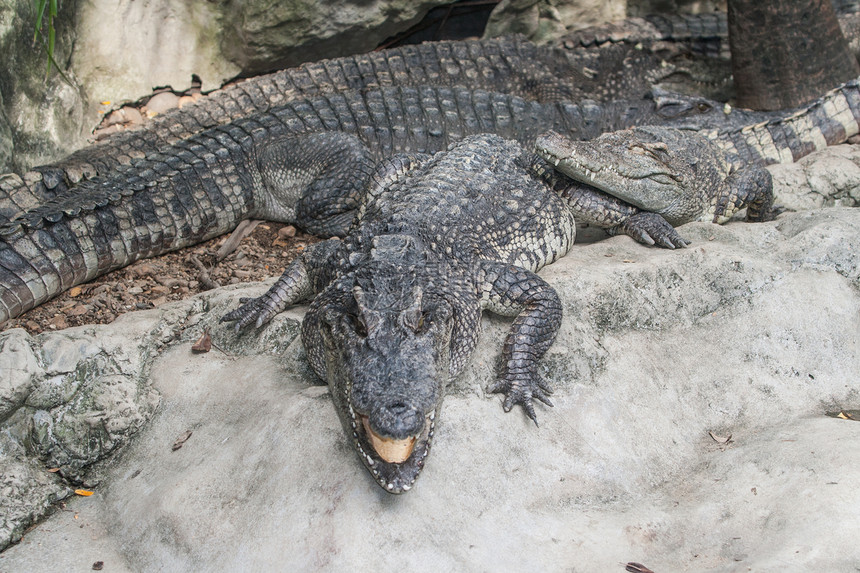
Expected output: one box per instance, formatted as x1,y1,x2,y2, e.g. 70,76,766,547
0,149,255,325
710,77,860,166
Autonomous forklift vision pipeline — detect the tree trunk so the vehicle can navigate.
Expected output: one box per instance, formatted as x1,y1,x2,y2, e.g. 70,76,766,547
729,0,859,110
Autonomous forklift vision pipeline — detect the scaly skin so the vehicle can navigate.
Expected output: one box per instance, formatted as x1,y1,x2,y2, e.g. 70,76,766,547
534,76,860,246
2,14,807,224
223,134,574,492
0,86,730,326
1,35,711,224
535,126,774,235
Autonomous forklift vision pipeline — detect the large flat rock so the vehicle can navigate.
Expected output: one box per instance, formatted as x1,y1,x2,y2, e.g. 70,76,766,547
1,191,859,570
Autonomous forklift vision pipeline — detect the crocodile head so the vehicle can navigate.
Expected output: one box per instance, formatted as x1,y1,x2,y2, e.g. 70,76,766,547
535,127,727,224
304,235,455,493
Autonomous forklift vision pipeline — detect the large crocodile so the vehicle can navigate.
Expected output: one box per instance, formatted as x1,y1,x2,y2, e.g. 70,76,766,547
0,86,755,327
7,4,860,221
1,35,720,223
223,133,577,492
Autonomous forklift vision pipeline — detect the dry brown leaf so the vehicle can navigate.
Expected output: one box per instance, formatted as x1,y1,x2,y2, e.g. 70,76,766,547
92,561,105,571
625,562,656,573
47,468,60,473
172,430,193,451
74,489,94,496
708,431,733,444
191,331,212,353
826,409,860,421
69,286,82,298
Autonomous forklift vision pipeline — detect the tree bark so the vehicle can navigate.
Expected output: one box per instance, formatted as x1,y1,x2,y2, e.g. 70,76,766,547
729,0,859,110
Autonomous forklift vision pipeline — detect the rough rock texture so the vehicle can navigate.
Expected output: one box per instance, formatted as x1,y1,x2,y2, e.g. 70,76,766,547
770,142,860,211
484,0,727,42
219,0,458,75
0,0,87,174
0,0,453,174
0,147,859,568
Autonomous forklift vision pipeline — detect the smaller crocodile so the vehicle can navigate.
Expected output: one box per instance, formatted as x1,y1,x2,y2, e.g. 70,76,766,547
534,126,774,247
534,75,860,246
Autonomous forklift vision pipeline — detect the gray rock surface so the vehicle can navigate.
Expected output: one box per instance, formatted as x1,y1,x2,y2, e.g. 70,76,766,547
0,0,87,174
484,0,726,43
1,144,859,570
770,142,860,211
0,0,452,174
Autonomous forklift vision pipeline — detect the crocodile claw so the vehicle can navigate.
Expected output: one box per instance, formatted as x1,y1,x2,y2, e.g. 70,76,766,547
617,212,689,249
490,373,554,426
220,293,281,331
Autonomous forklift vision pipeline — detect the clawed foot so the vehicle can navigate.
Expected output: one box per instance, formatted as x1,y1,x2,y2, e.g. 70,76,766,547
220,293,282,331
617,212,689,249
490,372,554,426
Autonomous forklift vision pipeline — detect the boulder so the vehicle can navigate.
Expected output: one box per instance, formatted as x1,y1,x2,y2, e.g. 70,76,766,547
484,0,726,43
1,144,858,570
0,0,453,174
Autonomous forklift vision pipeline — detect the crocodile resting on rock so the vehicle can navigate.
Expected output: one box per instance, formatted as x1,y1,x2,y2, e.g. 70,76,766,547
0,85,747,326
533,126,774,247
0,35,726,224
217,117,793,491
223,133,578,492
1,72,859,327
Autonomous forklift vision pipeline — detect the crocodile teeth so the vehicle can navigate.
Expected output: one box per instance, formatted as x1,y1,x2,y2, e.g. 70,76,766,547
361,416,417,464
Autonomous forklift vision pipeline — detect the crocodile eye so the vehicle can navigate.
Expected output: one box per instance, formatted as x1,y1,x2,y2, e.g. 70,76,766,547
697,102,712,113
403,310,430,333
348,313,368,337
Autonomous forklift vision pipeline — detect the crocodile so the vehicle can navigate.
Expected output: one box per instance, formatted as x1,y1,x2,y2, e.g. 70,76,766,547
223,133,577,492
532,75,860,245
533,126,773,248
7,9,810,226
2,72,859,326
0,86,737,326
1,35,719,223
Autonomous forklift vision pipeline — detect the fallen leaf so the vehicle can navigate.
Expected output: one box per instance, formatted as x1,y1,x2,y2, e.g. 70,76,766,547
69,286,82,297
93,561,104,571
625,562,655,573
172,430,193,451
708,431,733,444
74,489,94,497
47,468,60,473
191,331,212,353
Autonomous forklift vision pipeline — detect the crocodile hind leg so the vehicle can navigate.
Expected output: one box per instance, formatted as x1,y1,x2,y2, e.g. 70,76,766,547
477,260,562,425
709,164,775,223
253,132,377,238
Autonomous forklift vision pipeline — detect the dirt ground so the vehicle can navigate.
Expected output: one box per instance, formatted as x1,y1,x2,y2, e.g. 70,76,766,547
0,223,319,335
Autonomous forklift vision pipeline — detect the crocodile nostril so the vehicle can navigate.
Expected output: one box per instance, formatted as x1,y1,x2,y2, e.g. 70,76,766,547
388,401,410,414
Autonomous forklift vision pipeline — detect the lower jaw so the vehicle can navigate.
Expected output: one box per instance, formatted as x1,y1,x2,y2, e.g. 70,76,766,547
348,406,437,492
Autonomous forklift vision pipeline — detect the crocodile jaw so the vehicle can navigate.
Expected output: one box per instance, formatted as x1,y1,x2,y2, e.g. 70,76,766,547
347,402,437,493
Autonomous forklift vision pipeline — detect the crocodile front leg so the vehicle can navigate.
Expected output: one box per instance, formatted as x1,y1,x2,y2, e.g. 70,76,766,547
221,238,343,330
532,156,690,248
476,260,562,425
